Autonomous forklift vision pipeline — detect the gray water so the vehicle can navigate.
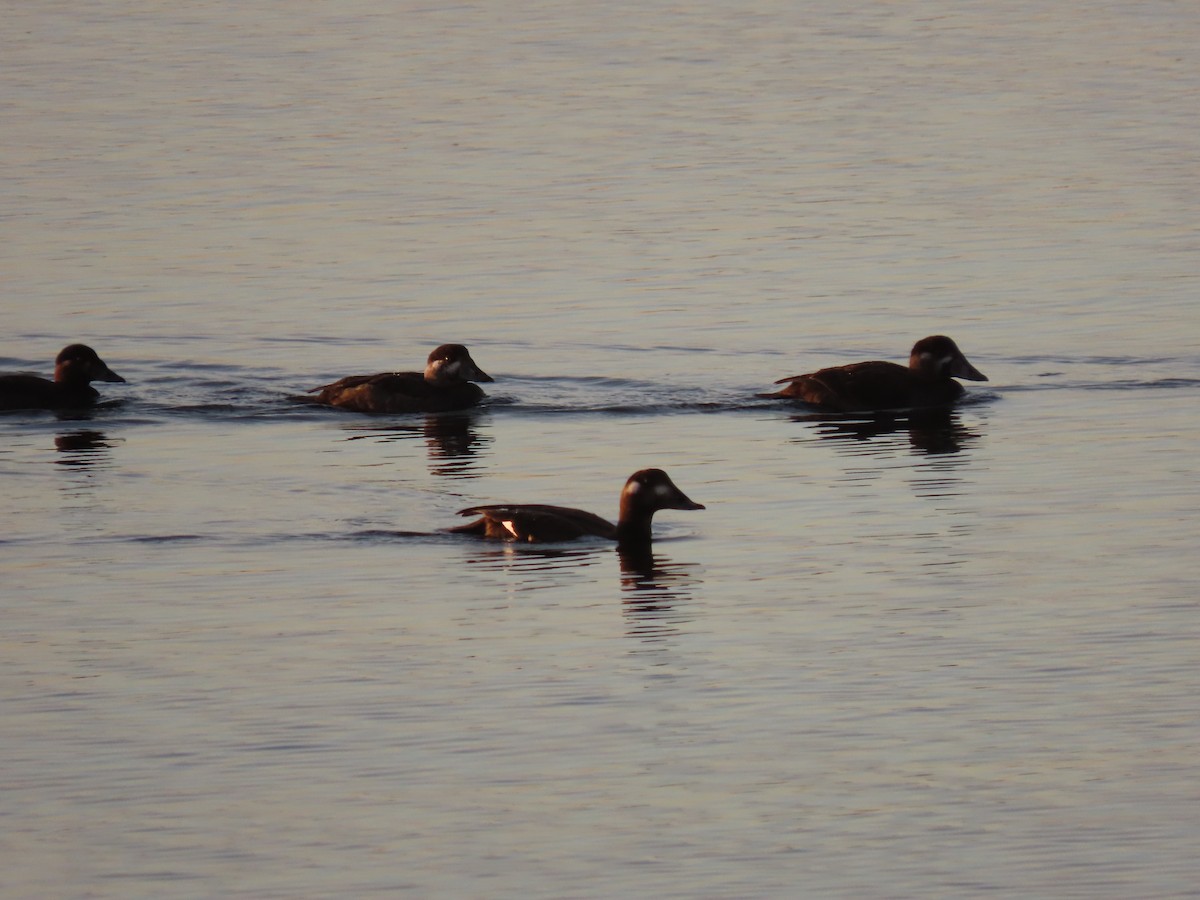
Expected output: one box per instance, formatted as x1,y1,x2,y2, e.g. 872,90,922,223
4,2,1199,897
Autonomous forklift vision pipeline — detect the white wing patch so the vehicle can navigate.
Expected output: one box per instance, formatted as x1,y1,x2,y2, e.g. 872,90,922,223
502,520,520,538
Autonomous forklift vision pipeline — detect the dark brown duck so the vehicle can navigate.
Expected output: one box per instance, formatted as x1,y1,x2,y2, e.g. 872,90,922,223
0,344,126,411
307,343,493,414
450,468,705,548
764,334,987,412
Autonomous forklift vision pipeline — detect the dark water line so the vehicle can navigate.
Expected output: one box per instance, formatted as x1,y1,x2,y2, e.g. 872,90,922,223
1000,378,1200,392
5,371,1194,430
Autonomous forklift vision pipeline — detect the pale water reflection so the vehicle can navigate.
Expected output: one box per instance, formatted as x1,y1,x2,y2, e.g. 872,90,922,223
793,408,984,458
457,543,608,589
619,547,703,646
4,0,1200,897
53,430,119,464
341,412,494,479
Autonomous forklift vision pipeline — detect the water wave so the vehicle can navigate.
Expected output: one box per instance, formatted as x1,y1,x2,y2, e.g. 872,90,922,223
7,348,1195,428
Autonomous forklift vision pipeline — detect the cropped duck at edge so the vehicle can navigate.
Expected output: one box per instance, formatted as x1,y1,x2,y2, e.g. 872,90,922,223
450,468,705,547
307,343,493,414
763,334,987,412
0,344,126,411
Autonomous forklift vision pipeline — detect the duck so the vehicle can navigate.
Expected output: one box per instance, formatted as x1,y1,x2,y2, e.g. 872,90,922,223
307,344,493,413
763,334,987,412
0,344,126,411
449,468,705,547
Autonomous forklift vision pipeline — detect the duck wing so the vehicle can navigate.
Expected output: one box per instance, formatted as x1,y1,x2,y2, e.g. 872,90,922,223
308,371,428,411
309,371,486,413
309,371,421,395
772,361,914,411
0,374,51,410
0,374,95,410
451,504,617,542
308,373,380,396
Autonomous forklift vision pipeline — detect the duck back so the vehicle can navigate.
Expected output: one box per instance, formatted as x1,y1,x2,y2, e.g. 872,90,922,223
450,504,618,542
775,360,964,412
0,374,99,410
310,371,485,413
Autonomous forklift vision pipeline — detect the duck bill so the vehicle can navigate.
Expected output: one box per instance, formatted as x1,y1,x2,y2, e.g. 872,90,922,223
668,488,705,511
465,358,494,383
951,356,987,382
95,363,126,383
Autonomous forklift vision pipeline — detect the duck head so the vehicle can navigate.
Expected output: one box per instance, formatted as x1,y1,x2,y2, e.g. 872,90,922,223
55,344,126,386
909,335,987,382
424,344,494,385
616,469,705,547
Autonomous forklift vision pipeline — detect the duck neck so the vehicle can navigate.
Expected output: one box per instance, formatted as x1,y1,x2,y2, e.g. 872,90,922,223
55,364,84,386
53,366,99,398
615,509,653,548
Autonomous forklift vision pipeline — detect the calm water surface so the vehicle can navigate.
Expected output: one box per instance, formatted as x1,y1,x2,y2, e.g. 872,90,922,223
4,2,1200,897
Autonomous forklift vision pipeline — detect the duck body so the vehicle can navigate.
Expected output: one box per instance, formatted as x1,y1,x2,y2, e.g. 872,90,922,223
309,371,488,414
308,344,492,414
0,344,126,411
765,335,987,412
450,468,705,547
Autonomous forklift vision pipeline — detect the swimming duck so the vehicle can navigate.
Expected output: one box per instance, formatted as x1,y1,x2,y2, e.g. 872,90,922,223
764,335,987,412
450,468,705,547
0,344,126,411
307,344,493,413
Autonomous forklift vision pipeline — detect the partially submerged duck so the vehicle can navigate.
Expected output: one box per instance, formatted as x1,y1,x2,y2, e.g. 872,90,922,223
450,468,705,547
0,344,126,411
764,335,987,412
307,344,493,413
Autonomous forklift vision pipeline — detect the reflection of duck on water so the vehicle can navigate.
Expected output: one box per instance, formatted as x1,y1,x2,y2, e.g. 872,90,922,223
764,335,987,412
1,344,126,411
342,411,492,477
619,547,703,643
54,430,119,481
422,413,490,477
800,408,978,456
449,469,704,547
54,430,114,456
457,543,604,579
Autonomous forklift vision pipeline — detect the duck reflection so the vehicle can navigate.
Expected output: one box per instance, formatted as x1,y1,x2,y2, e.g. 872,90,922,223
54,430,117,468
618,546,702,644
422,413,490,477
793,408,979,457
459,543,606,592
451,541,702,642
53,429,120,504
344,412,491,478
